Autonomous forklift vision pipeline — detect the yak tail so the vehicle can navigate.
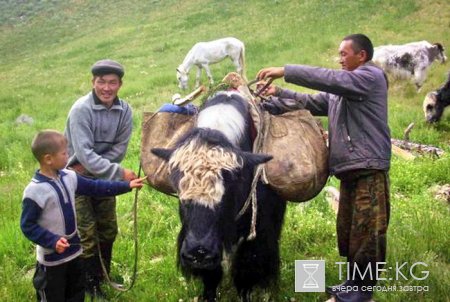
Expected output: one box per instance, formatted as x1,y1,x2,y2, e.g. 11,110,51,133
239,45,247,82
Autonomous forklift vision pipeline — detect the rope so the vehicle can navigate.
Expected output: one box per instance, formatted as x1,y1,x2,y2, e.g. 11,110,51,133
235,82,272,240
96,163,143,293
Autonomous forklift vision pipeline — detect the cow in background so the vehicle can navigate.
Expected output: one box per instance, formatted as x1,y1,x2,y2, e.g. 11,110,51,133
373,41,447,91
423,72,450,123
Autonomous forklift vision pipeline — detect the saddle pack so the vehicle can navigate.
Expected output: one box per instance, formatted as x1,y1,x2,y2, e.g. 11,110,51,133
141,73,329,202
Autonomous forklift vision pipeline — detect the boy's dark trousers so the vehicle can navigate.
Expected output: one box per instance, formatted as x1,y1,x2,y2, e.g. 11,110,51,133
34,257,84,302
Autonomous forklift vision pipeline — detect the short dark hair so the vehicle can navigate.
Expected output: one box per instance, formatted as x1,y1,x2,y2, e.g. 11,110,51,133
343,34,374,61
31,130,66,162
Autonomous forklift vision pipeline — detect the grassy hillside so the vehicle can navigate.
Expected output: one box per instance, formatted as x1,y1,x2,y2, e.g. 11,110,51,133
1,0,449,301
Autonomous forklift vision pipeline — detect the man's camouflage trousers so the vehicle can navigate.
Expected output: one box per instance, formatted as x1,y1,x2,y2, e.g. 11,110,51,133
75,195,118,258
337,169,390,274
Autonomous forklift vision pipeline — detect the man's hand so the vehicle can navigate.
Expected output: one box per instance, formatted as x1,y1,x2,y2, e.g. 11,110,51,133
69,163,88,175
257,67,285,81
55,237,69,254
123,168,138,181
259,98,285,115
256,81,278,96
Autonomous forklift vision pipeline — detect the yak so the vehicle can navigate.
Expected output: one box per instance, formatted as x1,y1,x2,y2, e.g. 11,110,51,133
152,91,286,301
423,72,450,123
373,41,447,91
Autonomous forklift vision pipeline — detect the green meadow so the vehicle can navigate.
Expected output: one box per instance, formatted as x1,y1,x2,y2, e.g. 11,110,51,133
1,0,449,301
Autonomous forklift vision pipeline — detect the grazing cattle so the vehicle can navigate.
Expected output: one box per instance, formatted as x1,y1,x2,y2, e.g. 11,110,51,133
152,92,286,301
423,72,450,123
176,37,246,90
373,41,447,90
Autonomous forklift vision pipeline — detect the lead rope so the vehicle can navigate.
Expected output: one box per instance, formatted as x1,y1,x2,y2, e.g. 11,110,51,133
235,80,271,240
96,162,143,294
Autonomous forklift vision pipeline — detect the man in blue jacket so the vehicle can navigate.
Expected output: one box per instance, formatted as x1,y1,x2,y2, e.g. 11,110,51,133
257,34,391,302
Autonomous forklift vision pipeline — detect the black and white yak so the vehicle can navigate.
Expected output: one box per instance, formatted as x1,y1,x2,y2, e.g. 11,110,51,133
152,91,287,301
423,72,450,123
373,41,447,91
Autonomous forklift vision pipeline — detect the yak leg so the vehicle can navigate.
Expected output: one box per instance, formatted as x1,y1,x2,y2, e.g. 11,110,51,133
201,267,222,302
233,185,286,301
240,289,251,302
414,67,427,92
232,236,280,301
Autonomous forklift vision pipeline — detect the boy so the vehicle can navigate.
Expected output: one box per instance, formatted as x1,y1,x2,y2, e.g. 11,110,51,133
20,130,145,302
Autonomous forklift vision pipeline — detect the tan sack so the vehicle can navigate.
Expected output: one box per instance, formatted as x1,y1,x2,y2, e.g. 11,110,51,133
263,110,329,202
141,112,195,194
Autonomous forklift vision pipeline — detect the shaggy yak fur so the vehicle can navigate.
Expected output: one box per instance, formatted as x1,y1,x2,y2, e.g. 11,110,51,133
423,72,450,123
152,92,287,302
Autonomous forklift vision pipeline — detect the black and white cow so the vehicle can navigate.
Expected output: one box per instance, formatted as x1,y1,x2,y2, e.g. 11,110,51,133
423,72,450,123
152,92,287,302
373,41,447,91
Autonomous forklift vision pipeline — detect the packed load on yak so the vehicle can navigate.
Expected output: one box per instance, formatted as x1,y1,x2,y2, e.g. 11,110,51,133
141,72,329,202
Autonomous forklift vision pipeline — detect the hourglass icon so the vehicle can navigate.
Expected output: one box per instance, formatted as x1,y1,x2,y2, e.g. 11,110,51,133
302,263,319,288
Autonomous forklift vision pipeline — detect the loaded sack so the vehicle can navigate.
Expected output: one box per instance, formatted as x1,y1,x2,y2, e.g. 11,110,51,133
141,74,329,202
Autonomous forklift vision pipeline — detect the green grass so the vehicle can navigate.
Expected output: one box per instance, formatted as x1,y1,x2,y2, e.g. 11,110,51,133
1,0,450,301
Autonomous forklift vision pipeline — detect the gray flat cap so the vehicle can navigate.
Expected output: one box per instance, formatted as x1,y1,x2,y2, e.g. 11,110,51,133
91,59,124,78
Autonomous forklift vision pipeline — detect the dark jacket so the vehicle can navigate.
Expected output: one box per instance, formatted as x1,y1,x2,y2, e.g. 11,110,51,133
269,62,391,176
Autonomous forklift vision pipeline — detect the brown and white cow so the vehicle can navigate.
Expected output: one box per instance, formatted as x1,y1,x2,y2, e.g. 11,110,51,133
373,41,447,91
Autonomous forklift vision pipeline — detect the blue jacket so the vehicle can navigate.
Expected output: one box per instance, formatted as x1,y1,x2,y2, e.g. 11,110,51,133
270,62,391,175
20,169,131,266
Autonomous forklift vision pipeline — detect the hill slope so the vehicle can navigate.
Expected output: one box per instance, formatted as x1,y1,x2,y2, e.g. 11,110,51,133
1,1,449,301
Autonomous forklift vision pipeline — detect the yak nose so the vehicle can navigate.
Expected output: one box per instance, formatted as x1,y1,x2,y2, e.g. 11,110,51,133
181,239,220,269
182,246,214,263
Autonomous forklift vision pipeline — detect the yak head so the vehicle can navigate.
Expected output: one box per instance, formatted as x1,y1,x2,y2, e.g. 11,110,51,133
152,131,271,271
424,74,450,123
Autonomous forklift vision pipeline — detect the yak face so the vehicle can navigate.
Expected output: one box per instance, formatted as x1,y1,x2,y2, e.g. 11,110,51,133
178,202,222,270
152,133,272,271
423,92,441,123
434,43,447,64
424,76,450,123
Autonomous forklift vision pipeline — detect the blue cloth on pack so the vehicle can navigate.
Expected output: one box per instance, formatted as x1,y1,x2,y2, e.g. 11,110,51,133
158,103,198,115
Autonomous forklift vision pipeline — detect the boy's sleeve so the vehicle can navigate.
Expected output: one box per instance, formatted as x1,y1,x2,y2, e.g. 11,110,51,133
20,198,60,249
75,174,131,196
